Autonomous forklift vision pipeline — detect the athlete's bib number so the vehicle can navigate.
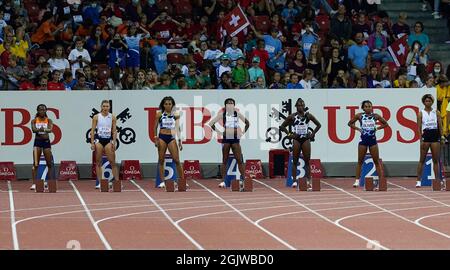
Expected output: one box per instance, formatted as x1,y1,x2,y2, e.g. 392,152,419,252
294,124,308,136
98,127,111,138
162,118,175,129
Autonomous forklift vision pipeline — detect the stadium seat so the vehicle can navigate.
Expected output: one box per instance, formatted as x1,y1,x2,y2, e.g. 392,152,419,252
252,16,271,34
25,3,40,23
97,64,110,81
316,15,330,34
167,53,184,64
172,0,192,16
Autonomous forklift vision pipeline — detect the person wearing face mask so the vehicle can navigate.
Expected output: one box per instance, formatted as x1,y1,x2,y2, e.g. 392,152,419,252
432,62,443,79
208,98,250,188
68,37,92,78
407,22,430,58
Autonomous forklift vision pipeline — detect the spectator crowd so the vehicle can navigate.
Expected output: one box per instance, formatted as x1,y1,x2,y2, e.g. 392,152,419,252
0,0,450,91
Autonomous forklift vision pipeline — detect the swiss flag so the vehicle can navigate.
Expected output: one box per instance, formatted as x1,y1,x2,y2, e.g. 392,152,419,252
388,35,408,67
222,5,250,37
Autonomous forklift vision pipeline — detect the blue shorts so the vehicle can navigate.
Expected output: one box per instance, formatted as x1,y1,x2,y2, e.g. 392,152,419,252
127,50,140,68
359,135,377,147
34,139,51,149
159,133,175,144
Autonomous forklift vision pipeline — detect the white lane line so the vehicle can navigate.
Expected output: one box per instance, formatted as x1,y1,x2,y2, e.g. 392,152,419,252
389,182,450,207
323,181,450,240
193,180,297,250
254,179,389,250
131,180,204,250
8,181,19,250
415,212,450,226
69,180,112,250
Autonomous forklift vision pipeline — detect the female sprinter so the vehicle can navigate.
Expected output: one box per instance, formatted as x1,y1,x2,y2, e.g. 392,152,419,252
416,94,445,188
90,100,119,189
280,98,322,188
154,96,185,188
348,100,389,188
208,98,250,188
30,104,55,190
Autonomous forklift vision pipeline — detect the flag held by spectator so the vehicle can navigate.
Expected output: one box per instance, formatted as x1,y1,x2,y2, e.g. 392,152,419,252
388,35,408,67
223,5,250,37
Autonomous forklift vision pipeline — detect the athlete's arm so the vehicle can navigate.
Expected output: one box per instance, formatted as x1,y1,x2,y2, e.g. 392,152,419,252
280,114,294,136
237,112,250,134
111,115,117,149
154,111,161,145
175,112,183,150
45,119,53,133
308,113,322,138
374,114,389,130
31,119,39,133
207,113,221,131
437,111,445,143
90,115,98,148
417,111,423,139
348,113,362,132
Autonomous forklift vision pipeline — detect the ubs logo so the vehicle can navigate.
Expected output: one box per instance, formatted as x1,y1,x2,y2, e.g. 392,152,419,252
85,101,136,149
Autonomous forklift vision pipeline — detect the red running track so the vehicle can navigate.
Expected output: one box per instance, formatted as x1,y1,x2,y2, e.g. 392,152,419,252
0,178,450,250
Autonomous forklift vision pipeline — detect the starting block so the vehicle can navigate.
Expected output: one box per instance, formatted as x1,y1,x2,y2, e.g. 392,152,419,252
35,179,44,193
101,179,122,192
378,178,387,191
165,180,175,192
231,180,240,191
100,179,109,192
311,178,321,191
230,178,253,192
47,180,57,193
243,178,253,192
365,177,374,191
34,179,57,193
298,178,308,191
446,179,450,191
177,178,186,192
432,179,442,191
